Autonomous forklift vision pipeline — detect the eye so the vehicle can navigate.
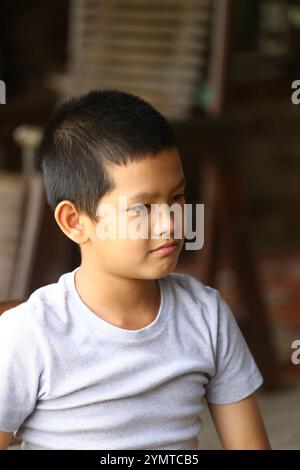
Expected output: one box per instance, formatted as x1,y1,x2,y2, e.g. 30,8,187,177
128,204,151,215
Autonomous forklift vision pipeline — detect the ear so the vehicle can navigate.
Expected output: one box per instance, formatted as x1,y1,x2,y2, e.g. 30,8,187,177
54,201,89,245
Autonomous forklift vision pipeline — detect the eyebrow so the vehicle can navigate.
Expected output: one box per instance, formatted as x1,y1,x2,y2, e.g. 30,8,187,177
128,176,186,202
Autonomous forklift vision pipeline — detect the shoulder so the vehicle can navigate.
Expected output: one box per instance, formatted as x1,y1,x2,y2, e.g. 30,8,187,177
163,272,224,335
0,270,74,337
0,300,43,360
165,271,221,309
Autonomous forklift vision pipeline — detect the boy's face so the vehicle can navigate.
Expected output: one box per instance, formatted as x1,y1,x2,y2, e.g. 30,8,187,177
83,147,186,280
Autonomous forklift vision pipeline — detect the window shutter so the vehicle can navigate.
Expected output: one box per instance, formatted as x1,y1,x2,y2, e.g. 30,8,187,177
52,0,216,119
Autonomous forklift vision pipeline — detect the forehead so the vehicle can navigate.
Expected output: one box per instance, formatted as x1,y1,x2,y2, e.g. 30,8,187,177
106,148,184,198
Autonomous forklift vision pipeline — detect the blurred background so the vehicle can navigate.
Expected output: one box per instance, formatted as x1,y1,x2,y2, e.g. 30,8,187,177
0,0,300,449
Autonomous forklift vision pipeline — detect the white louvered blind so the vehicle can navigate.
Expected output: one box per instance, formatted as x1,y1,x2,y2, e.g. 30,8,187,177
52,0,215,120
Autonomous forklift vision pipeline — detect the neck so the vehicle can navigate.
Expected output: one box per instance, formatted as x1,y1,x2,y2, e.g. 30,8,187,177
74,261,161,329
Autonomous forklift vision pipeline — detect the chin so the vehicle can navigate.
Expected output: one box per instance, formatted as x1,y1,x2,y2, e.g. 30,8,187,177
155,259,178,277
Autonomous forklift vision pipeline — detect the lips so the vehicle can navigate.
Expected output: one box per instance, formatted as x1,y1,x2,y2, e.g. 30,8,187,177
151,241,178,252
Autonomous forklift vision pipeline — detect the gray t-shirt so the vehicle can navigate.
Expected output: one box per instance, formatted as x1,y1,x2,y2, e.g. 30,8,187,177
0,268,263,450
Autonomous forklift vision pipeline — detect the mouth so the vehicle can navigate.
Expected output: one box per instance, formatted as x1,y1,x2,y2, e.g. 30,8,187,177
150,241,179,256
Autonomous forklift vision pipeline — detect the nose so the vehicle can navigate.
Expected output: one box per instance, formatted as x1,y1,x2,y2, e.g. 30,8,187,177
151,203,176,239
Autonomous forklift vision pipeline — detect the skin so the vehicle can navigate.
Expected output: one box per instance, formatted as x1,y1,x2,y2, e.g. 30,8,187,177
55,147,186,330
208,393,271,450
0,147,271,449
0,432,13,449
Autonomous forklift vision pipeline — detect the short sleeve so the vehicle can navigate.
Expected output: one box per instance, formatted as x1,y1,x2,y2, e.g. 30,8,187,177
0,305,43,433
205,292,263,404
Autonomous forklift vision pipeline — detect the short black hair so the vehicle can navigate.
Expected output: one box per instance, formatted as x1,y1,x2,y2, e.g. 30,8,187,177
40,89,177,221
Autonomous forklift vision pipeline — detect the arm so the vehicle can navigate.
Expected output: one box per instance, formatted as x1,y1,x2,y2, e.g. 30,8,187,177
0,306,42,448
0,431,13,450
208,392,271,450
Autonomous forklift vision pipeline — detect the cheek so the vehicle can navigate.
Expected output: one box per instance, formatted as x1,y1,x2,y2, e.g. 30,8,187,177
95,235,150,261
94,212,151,256
121,213,153,245
121,237,151,258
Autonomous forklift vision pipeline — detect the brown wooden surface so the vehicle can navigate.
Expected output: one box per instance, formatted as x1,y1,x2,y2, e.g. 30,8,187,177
0,299,25,315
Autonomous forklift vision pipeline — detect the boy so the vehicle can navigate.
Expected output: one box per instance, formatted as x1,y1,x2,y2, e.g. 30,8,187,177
0,90,271,450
